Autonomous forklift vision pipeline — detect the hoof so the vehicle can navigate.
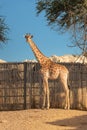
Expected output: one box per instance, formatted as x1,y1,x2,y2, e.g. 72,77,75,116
41,106,45,110
64,106,70,110
46,107,49,110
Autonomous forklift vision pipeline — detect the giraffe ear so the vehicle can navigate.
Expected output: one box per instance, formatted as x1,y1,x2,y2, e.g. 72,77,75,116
24,33,28,37
31,35,33,38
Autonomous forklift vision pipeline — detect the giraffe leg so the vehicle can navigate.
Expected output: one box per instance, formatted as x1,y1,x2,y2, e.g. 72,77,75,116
46,86,50,109
42,85,46,109
60,73,70,109
42,78,50,109
64,89,70,109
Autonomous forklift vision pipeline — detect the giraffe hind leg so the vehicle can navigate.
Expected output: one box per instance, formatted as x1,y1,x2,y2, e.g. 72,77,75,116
60,73,70,109
64,89,70,109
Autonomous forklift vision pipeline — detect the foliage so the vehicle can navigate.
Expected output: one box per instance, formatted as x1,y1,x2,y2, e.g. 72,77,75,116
0,16,9,43
36,0,87,52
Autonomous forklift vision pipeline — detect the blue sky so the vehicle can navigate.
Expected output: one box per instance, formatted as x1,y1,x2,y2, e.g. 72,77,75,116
0,0,81,62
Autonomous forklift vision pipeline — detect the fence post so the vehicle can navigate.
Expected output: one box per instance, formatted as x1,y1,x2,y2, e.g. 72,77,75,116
24,62,27,109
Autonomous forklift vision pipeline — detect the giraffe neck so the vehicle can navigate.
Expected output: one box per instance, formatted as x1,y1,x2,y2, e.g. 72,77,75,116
27,39,49,64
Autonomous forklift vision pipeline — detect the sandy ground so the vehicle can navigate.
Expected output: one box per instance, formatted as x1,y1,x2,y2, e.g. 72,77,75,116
0,109,87,130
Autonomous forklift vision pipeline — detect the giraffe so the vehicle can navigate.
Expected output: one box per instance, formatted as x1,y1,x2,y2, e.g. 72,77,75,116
24,33,70,110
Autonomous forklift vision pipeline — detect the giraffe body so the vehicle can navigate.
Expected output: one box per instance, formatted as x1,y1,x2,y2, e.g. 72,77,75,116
25,34,70,109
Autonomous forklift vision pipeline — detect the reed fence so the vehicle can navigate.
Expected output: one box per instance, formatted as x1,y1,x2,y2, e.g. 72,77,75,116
0,62,87,110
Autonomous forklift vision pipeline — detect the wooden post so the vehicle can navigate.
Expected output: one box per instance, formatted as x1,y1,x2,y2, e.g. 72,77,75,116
24,62,27,109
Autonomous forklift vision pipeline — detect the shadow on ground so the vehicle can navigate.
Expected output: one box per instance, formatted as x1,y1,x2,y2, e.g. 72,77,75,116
46,114,87,130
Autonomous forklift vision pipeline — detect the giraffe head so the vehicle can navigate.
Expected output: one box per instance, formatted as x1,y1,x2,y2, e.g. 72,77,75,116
25,33,33,42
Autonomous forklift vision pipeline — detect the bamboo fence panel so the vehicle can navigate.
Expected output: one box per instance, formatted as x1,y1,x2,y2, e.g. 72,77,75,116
0,62,87,110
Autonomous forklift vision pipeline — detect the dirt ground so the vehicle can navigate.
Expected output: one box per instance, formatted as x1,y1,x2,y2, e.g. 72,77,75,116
0,109,87,130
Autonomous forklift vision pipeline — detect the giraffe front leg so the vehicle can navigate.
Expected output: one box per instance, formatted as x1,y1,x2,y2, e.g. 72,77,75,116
42,78,50,110
42,86,46,109
46,87,50,110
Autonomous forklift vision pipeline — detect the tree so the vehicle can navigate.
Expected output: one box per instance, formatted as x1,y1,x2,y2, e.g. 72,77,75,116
36,0,87,52
0,16,9,44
